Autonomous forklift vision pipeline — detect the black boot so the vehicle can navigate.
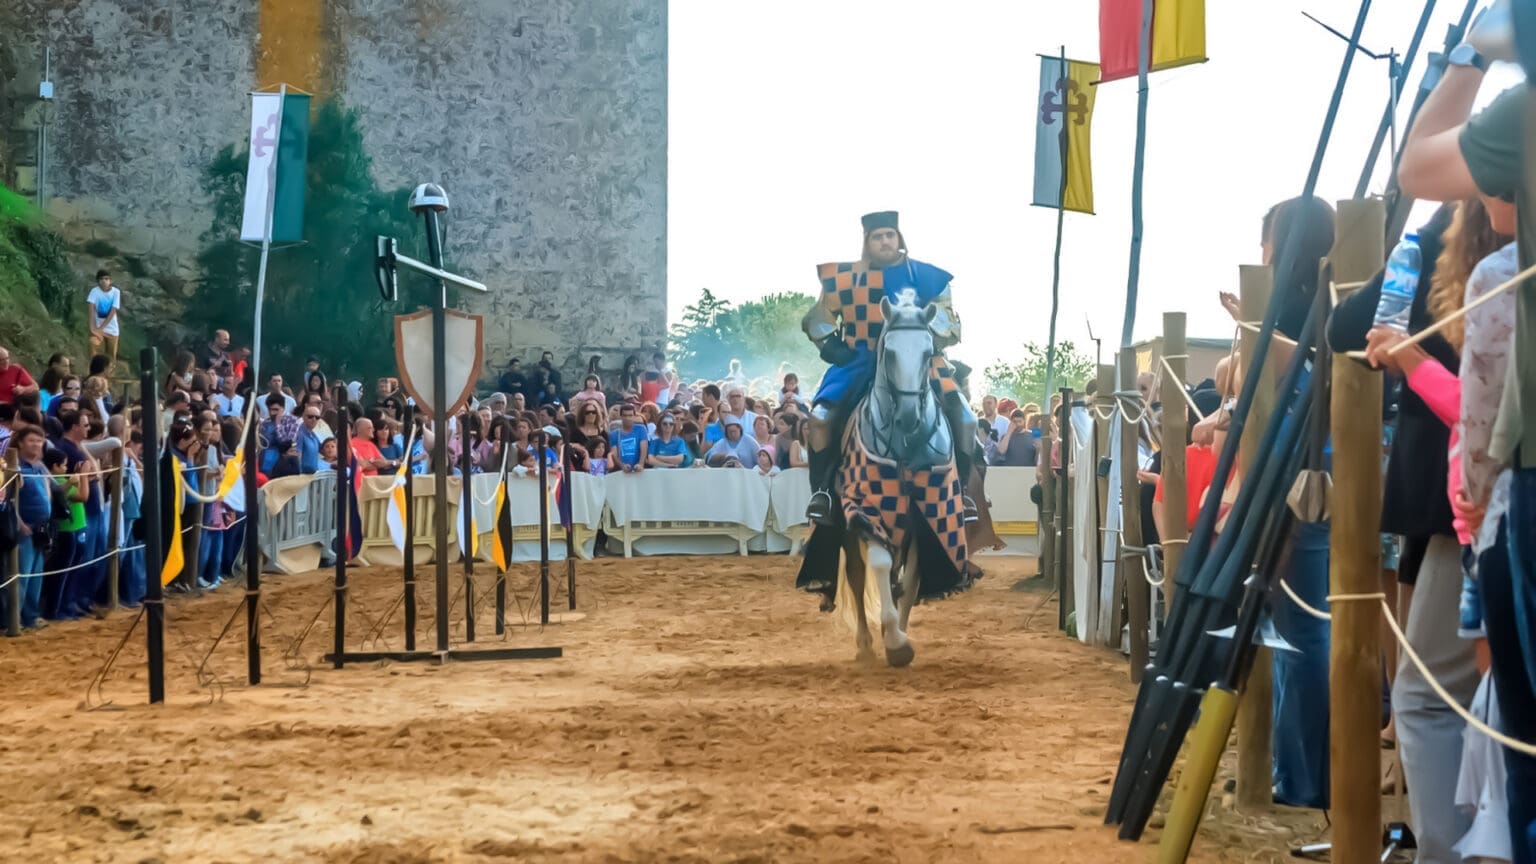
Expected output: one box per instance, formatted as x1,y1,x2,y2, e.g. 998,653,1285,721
805,444,837,526
955,438,979,523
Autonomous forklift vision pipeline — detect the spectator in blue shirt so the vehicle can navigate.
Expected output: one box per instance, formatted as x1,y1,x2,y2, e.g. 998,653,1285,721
608,403,649,473
705,416,760,468
647,414,692,468
10,426,52,628
297,405,324,473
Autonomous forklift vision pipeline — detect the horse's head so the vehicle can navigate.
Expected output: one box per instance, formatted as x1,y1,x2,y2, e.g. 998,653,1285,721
875,291,939,455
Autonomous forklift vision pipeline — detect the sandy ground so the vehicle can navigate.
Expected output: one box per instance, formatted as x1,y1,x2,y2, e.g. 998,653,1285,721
0,553,1334,863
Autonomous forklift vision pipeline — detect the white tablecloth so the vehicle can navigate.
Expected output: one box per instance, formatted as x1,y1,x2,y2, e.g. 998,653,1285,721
604,467,771,531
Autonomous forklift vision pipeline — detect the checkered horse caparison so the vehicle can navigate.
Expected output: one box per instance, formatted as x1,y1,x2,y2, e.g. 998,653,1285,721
839,413,968,577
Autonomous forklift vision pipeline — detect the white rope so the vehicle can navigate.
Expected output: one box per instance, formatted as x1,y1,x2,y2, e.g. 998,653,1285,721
0,542,148,587
1344,259,1536,362
1159,357,1206,421
1237,320,1300,348
1277,577,1536,757
470,444,511,507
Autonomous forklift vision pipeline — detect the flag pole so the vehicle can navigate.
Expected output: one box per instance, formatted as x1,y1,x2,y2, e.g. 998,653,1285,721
1120,0,1154,349
251,82,286,387
1042,45,1069,410
243,81,286,686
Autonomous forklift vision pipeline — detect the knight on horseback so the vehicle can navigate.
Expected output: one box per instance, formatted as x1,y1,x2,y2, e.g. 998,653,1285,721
802,210,980,527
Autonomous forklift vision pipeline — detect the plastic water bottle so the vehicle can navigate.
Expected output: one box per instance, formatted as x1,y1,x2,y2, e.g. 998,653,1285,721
1373,234,1421,333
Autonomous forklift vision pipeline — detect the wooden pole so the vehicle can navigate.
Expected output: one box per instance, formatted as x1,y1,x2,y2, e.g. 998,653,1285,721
333,385,350,669
459,411,476,643
106,446,123,610
1095,364,1117,645
1056,389,1074,631
1329,198,1386,861
402,404,418,651
5,450,20,637
139,348,166,704
1120,348,1149,682
1234,264,1276,812
538,430,551,626
1160,312,1188,614
244,402,262,685
1040,408,1058,611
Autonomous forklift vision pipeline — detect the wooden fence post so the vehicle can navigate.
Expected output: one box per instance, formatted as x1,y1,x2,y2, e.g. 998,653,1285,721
1160,313,1188,614
1329,197,1386,860
1120,347,1149,683
1234,264,1276,812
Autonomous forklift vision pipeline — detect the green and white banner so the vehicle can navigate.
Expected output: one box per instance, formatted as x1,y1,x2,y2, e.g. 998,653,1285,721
240,91,310,243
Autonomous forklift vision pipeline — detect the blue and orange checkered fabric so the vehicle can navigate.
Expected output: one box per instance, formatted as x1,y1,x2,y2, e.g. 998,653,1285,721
817,262,887,351
839,420,967,576
817,262,963,392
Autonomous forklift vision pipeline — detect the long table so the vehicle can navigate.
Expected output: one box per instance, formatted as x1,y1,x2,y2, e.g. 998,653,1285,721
256,466,1040,568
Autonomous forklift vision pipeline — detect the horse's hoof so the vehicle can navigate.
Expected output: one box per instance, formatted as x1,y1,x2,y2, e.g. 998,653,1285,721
885,642,915,668
856,647,878,665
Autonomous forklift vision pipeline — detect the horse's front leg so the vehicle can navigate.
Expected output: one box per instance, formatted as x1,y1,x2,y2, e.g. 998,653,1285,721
898,537,920,632
866,542,914,667
845,538,874,664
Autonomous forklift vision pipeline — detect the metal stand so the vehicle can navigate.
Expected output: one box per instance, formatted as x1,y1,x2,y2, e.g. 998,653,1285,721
327,181,564,667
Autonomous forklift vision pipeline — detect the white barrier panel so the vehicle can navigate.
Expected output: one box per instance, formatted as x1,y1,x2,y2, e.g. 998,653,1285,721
603,467,772,557
258,472,337,574
984,467,1041,556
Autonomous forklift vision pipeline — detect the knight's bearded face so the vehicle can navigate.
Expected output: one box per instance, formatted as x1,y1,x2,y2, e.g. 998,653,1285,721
865,228,903,266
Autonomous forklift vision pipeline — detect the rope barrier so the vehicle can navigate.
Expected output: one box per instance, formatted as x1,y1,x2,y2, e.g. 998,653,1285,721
1277,577,1536,757
1158,357,1206,421
0,543,148,588
1237,320,1301,348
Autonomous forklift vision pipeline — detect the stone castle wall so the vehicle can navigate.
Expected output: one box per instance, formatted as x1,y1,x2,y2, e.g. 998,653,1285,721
0,0,667,377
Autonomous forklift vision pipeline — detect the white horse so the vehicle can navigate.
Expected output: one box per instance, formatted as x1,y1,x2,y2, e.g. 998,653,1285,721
835,292,961,667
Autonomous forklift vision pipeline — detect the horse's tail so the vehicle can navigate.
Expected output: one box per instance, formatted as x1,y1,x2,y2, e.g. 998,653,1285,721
835,534,884,637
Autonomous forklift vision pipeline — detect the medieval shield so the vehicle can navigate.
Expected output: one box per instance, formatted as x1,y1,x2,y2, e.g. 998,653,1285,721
394,307,485,418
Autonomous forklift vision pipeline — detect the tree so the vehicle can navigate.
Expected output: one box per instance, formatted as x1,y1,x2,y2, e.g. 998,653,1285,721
668,289,826,387
193,101,420,384
982,340,1096,407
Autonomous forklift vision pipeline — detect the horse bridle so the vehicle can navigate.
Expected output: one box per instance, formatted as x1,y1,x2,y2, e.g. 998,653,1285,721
871,317,938,458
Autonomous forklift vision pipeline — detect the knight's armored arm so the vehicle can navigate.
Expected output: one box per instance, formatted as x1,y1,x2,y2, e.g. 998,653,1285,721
928,283,962,350
803,290,857,366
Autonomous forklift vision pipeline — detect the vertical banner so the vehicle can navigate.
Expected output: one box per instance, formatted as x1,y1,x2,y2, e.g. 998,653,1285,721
1032,57,1101,214
240,92,311,242
1099,0,1207,83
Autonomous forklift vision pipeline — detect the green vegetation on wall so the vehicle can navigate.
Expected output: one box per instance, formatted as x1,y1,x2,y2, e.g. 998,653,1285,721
0,184,84,367
193,101,420,384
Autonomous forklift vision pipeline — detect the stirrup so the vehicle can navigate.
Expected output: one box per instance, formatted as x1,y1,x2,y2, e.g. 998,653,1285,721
806,489,836,525
962,495,979,523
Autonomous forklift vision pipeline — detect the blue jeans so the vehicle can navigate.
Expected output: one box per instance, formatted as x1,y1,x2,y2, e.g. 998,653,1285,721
46,530,84,619
1271,519,1331,809
119,517,144,606
17,534,46,627
199,520,225,583
1500,467,1536,861
78,508,107,610
221,516,245,578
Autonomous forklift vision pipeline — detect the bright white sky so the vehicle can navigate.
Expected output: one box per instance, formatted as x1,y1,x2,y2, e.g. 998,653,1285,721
668,0,1521,379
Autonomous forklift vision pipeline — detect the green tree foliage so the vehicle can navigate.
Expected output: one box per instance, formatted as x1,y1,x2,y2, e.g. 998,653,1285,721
983,340,1096,407
668,289,826,385
0,183,80,366
194,101,419,383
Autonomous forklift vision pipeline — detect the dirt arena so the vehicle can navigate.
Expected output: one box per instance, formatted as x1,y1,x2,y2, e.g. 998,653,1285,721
1,553,1329,862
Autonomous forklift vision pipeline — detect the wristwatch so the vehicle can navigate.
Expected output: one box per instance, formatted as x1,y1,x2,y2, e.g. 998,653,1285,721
1448,43,1488,71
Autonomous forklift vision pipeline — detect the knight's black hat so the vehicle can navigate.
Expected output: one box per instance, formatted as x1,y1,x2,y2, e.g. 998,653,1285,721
861,210,899,233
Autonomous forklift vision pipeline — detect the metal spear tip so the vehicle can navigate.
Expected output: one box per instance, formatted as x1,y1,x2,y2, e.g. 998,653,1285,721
408,182,450,214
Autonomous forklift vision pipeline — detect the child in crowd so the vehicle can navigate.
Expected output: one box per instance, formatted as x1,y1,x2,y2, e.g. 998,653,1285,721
755,447,779,477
